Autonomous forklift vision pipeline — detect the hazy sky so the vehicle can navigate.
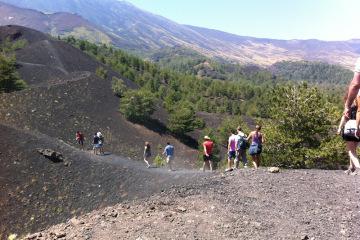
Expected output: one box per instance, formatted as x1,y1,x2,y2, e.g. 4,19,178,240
125,0,360,41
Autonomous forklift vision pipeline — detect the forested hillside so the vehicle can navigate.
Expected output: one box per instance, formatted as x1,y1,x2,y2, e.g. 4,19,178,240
271,61,353,85
64,36,276,117
63,36,347,169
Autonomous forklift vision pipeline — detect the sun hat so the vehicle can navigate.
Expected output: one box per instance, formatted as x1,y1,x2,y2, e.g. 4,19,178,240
204,135,211,140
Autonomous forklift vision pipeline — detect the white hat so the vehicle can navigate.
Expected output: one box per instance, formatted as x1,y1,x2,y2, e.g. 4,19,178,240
204,135,211,140
97,132,102,137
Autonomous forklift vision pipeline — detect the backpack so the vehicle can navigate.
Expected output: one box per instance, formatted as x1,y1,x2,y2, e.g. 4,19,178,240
237,135,249,150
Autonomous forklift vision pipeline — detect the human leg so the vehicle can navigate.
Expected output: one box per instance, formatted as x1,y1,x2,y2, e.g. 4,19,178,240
234,151,240,169
209,160,213,171
252,155,258,169
167,156,173,170
240,150,248,168
227,151,236,170
347,141,360,169
144,156,150,168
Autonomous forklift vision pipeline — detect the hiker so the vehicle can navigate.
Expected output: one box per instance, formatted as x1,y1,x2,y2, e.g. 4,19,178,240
343,58,360,121
235,126,248,169
338,96,360,175
75,131,85,149
226,130,238,171
247,125,264,169
143,142,152,168
340,57,360,174
97,132,105,155
202,136,214,172
163,142,175,171
93,133,100,155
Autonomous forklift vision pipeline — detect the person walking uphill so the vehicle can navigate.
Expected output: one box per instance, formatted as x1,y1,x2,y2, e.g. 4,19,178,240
247,125,264,169
163,143,175,171
202,136,214,172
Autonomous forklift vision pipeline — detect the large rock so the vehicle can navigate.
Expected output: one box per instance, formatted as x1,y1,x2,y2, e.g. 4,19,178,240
36,148,64,162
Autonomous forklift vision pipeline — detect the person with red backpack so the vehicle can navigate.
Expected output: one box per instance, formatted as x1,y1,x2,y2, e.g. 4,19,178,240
75,131,85,150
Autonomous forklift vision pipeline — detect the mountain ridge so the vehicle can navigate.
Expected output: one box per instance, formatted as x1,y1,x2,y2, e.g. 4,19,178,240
1,0,359,68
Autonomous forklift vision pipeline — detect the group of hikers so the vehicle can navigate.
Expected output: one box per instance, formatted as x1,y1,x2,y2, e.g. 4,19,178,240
225,125,264,171
75,131,105,155
143,142,175,170
141,124,264,172
72,58,360,174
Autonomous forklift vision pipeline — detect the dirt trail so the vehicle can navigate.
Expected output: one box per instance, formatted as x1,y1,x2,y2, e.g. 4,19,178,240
0,124,206,238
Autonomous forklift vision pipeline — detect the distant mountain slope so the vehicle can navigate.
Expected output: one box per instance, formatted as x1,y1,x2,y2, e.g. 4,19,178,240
0,2,112,44
1,0,360,68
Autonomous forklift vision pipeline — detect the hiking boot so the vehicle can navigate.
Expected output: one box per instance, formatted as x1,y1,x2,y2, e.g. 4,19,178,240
350,168,359,176
344,167,355,175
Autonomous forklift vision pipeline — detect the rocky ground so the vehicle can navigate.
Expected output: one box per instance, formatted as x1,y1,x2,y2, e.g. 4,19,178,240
21,168,360,240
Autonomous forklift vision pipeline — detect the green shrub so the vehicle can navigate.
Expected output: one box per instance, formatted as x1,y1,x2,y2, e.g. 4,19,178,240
119,89,156,122
95,66,108,79
262,83,347,169
154,154,166,167
111,76,127,97
0,53,26,93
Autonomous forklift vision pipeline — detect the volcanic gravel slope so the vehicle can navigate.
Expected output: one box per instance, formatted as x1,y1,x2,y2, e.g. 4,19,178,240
0,25,200,237
20,167,360,240
0,25,198,165
0,124,205,238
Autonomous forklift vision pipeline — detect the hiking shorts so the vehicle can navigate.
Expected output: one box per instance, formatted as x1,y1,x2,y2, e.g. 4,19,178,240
228,150,236,159
203,154,212,161
166,155,173,163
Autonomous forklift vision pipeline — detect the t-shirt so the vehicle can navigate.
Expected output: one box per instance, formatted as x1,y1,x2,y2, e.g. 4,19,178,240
93,136,99,144
164,145,174,156
203,140,214,155
228,134,237,151
355,58,360,73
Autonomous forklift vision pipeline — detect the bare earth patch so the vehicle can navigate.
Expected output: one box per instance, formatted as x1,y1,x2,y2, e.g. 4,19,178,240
24,169,360,240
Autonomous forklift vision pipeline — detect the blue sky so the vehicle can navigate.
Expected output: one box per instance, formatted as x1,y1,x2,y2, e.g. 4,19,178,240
125,0,360,41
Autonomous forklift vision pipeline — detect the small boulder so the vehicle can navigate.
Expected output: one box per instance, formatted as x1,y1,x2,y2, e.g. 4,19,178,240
37,148,64,162
176,206,187,212
268,167,280,173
